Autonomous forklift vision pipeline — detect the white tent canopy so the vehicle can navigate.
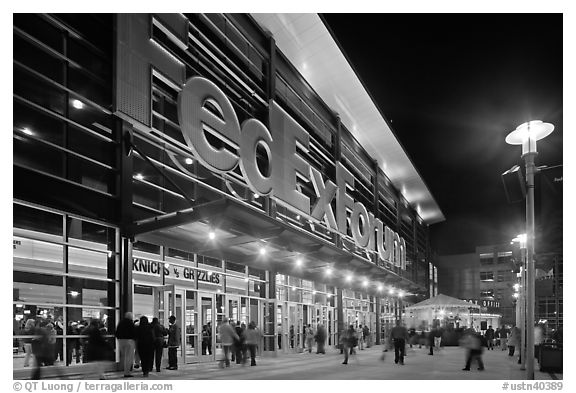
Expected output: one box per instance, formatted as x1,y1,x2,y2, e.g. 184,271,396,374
406,294,481,311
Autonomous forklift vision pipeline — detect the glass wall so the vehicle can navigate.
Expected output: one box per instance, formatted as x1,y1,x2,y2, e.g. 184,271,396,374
13,201,119,370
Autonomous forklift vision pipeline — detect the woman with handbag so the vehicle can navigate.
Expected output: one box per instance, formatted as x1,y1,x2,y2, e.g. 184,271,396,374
151,317,167,372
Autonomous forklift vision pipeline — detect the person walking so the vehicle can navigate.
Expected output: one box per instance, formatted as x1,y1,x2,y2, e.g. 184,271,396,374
433,326,443,351
219,319,239,368
428,329,436,355
340,325,355,365
357,324,365,350
23,318,36,368
243,321,262,366
289,325,295,349
84,320,113,379
151,317,167,372
494,327,501,348
115,312,136,378
363,324,370,348
461,329,485,371
166,315,181,370
234,321,245,364
315,324,327,354
390,320,408,365
135,316,155,377
485,325,495,350
508,326,521,357
500,326,509,350
305,324,314,353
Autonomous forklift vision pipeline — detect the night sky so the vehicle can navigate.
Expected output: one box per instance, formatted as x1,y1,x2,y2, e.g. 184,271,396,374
321,14,563,255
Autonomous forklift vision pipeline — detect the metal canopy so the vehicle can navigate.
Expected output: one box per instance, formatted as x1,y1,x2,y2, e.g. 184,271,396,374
251,13,445,225
134,197,420,294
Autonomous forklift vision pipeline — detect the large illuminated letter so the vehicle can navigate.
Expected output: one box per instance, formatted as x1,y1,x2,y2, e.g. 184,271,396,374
269,101,310,214
310,167,338,230
351,202,370,248
376,220,391,262
178,77,241,173
336,163,355,234
239,118,274,196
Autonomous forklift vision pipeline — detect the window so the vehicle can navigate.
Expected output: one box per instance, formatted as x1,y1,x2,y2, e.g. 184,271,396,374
480,290,494,298
497,270,508,282
480,271,494,281
480,253,494,265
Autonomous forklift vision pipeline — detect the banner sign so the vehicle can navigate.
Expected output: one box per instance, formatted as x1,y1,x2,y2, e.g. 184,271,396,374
132,257,221,284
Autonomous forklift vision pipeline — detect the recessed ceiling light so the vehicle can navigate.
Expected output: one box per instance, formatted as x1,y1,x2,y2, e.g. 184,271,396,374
377,285,383,291
325,267,332,276
72,99,84,109
135,173,144,180
259,247,266,255
346,274,352,282
362,280,368,287
388,288,395,295
185,157,193,165
253,193,259,199
209,231,216,240
296,258,303,267
22,128,33,136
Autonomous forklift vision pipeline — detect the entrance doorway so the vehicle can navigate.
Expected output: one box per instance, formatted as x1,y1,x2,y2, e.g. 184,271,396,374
152,285,216,363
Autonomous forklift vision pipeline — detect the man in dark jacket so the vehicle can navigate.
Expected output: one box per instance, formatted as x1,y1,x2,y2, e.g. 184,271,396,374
167,315,181,370
390,320,408,365
484,325,495,350
115,312,136,378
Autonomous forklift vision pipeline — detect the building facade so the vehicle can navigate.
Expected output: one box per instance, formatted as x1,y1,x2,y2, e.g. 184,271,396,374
13,14,444,374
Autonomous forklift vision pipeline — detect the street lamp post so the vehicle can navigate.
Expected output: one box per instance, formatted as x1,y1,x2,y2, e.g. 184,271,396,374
513,234,527,370
506,120,554,380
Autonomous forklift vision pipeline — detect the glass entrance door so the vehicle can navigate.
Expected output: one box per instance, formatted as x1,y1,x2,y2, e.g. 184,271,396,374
198,293,215,362
183,290,198,363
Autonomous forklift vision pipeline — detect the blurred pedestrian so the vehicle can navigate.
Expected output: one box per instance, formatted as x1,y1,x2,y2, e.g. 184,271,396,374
289,325,295,349
433,326,443,350
305,324,314,353
461,329,485,371
166,315,181,370
23,318,36,368
340,325,355,365
115,312,136,378
219,319,239,368
315,324,327,354
84,319,113,379
136,316,155,377
234,321,245,364
500,326,509,350
357,324,365,350
363,324,370,348
390,320,408,365
508,326,521,357
151,317,167,372
30,321,51,379
243,321,262,366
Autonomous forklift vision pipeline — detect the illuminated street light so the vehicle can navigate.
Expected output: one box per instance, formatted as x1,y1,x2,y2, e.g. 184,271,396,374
506,120,554,380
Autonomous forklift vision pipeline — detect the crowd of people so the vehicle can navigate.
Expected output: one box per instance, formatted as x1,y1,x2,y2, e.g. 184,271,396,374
115,312,181,378
18,312,560,378
16,316,114,379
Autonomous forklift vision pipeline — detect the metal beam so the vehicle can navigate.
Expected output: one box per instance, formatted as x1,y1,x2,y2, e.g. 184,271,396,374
131,199,227,235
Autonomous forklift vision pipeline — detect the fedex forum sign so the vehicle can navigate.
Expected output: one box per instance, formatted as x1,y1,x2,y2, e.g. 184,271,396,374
116,14,406,270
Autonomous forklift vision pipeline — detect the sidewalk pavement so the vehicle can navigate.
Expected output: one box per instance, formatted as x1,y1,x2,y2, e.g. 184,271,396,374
22,345,562,380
